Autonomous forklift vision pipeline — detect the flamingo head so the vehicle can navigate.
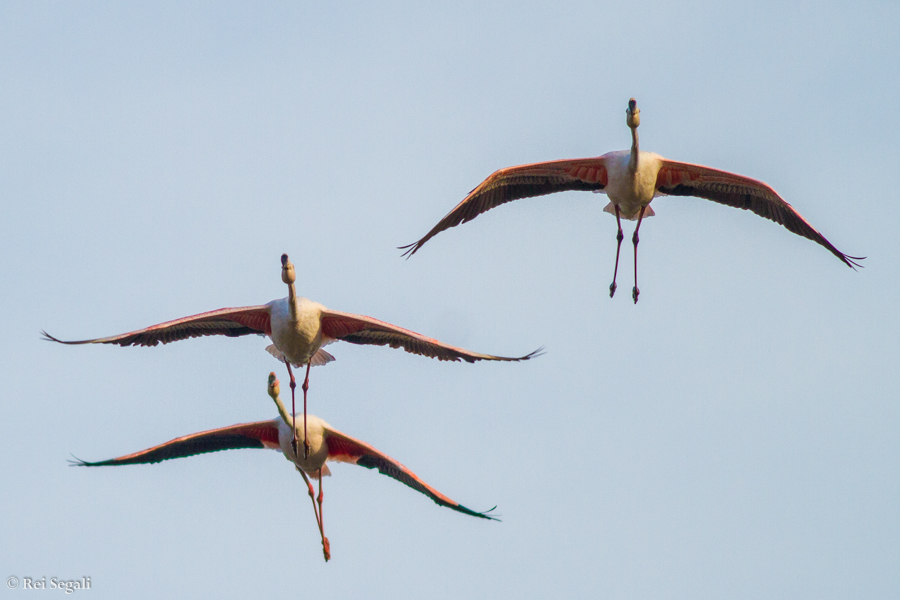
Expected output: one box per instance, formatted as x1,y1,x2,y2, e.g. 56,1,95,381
267,372,280,400
626,98,640,129
281,253,296,285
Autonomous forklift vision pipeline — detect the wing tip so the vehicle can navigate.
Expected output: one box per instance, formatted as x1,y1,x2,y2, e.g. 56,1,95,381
843,254,865,270
41,330,62,343
67,454,91,467
451,503,501,521
398,241,422,259
485,346,545,363
472,504,501,521
42,330,92,345
521,346,546,361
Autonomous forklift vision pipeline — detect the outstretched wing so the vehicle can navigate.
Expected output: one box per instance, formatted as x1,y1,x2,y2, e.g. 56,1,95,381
324,427,498,521
70,420,281,466
320,309,541,363
42,305,273,347
656,160,863,268
400,157,608,256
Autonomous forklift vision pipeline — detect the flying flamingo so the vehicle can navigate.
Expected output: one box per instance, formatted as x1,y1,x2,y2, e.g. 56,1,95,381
71,372,498,561
400,98,863,302
43,254,540,457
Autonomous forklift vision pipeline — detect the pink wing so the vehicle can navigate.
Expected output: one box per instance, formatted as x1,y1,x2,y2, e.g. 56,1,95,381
320,309,541,363
656,160,863,268
324,426,498,520
42,305,272,347
70,420,281,467
401,157,608,256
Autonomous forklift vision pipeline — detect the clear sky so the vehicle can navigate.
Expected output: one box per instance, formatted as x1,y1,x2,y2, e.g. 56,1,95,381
2,1,898,598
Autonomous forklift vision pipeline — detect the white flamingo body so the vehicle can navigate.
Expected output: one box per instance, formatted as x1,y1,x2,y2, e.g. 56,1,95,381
600,149,664,219
267,296,332,367
276,413,330,472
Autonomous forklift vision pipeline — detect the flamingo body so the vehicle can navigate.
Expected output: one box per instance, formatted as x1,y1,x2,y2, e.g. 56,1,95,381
600,149,664,219
277,414,329,472
267,296,332,367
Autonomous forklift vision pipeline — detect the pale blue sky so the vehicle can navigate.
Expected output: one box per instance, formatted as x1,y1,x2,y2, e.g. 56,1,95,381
2,2,898,598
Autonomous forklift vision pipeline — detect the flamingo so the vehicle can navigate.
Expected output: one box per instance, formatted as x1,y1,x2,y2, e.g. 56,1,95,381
400,98,863,302
43,253,540,457
71,373,498,561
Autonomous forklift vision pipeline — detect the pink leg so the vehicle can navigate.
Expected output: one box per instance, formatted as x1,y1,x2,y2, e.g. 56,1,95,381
296,467,329,562
317,468,330,561
610,205,624,298
632,206,646,304
296,466,319,522
285,362,298,455
302,362,311,459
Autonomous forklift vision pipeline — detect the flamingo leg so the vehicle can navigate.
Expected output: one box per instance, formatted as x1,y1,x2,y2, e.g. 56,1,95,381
285,362,298,455
610,204,624,298
317,468,330,561
632,206,647,304
302,362,311,459
296,466,320,523
296,467,330,561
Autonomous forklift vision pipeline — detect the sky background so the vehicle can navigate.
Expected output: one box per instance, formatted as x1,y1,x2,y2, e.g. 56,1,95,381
2,1,898,598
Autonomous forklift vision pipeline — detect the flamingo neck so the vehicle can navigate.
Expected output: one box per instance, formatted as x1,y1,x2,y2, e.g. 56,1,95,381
268,377,295,433
628,128,639,174
286,284,299,321
280,255,299,322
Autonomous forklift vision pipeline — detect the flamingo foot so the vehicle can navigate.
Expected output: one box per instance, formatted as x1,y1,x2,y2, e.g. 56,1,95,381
303,439,310,459
632,286,640,304
609,282,617,298
322,537,331,562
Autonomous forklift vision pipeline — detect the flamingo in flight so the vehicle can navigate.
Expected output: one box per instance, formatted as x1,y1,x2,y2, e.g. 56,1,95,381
71,373,498,562
400,98,863,302
44,254,540,457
